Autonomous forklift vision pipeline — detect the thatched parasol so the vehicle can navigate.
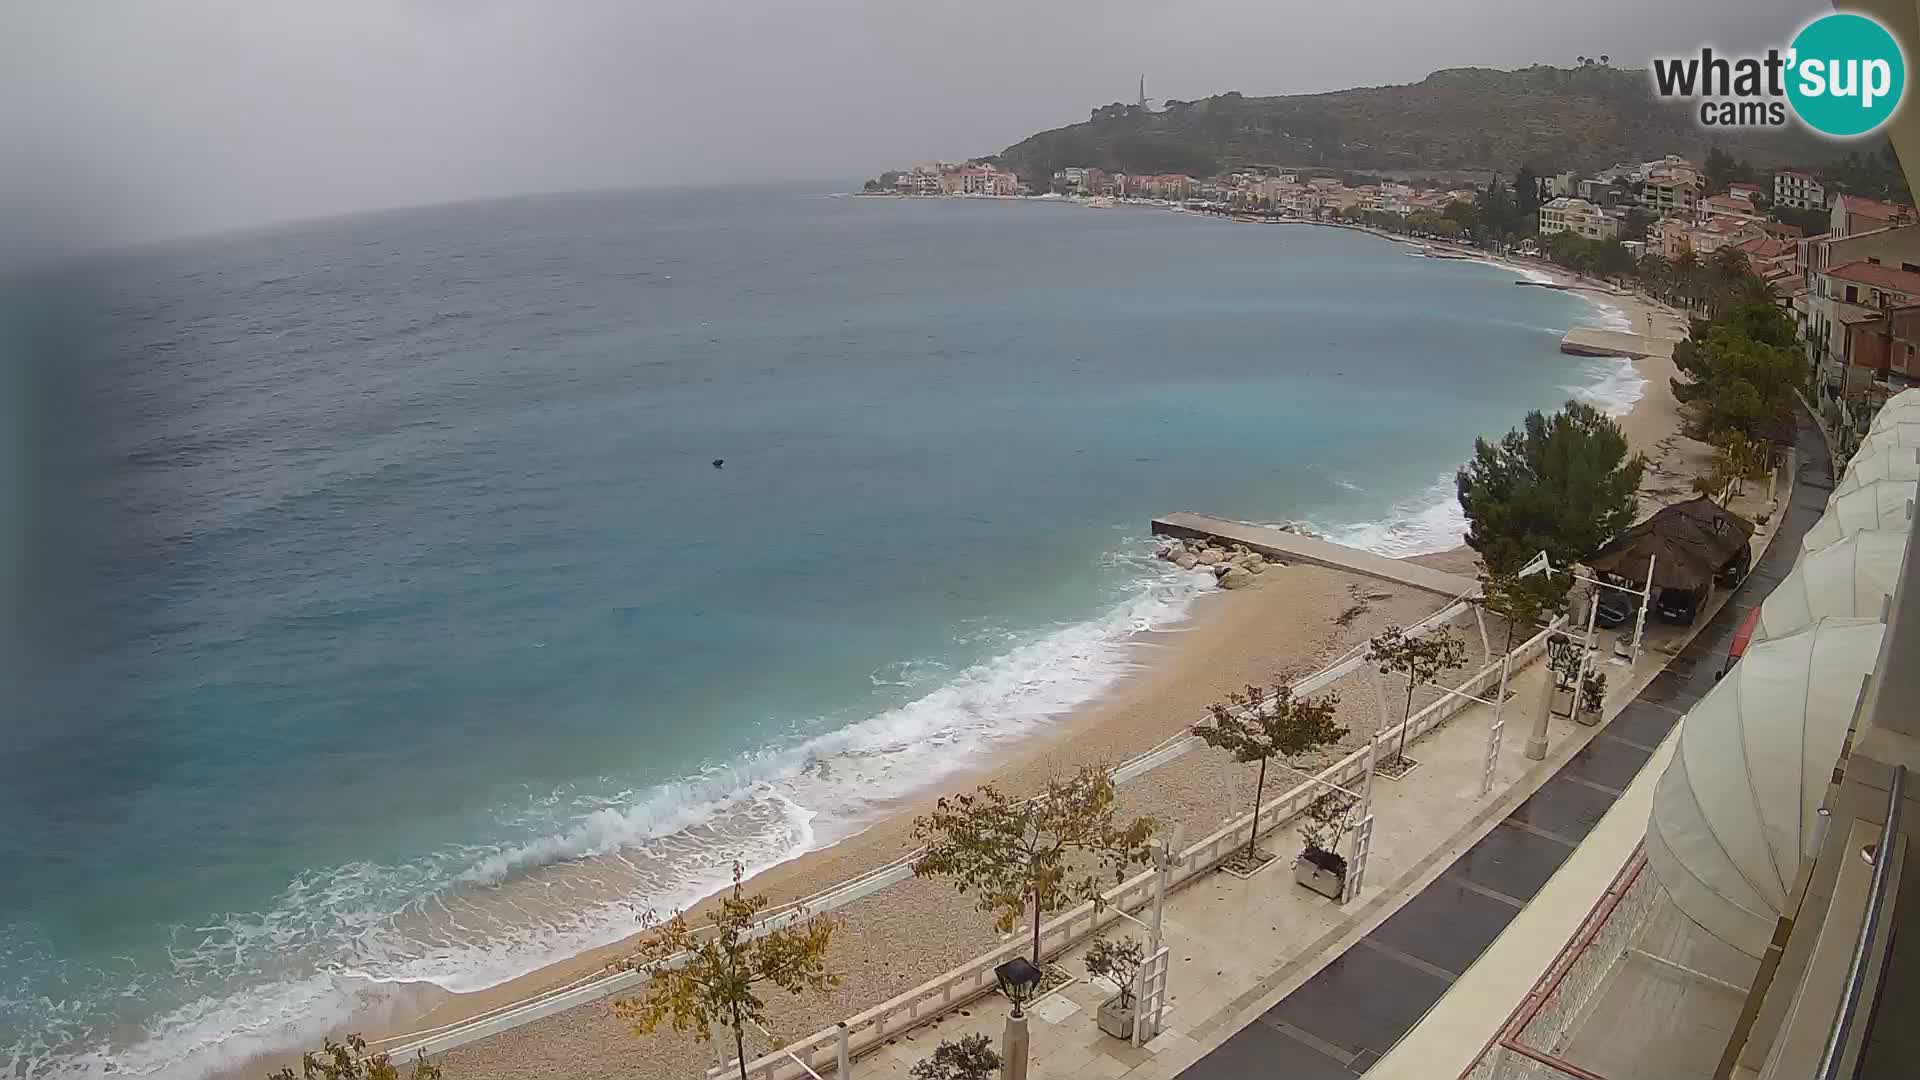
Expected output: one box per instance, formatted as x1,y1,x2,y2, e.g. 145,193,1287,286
1587,497,1752,591
1588,526,1722,590
1656,496,1755,562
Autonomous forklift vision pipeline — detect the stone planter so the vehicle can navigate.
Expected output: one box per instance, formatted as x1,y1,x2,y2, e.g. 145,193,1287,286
1096,994,1138,1040
1576,705,1603,727
1294,850,1347,899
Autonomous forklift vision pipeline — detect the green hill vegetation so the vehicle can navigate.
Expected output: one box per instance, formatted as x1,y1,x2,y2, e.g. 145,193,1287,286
995,64,1847,184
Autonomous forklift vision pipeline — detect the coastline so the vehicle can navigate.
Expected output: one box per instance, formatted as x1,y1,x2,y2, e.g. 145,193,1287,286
270,234,1700,1080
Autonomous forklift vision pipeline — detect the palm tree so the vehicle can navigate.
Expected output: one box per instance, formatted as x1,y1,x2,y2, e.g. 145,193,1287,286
1672,250,1704,310
1637,252,1671,294
1710,245,1750,284
1701,247,1767,315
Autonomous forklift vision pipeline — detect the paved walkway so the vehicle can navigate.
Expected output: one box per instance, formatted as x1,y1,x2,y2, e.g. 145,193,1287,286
846,652,1574,1080
1150,513,1478,598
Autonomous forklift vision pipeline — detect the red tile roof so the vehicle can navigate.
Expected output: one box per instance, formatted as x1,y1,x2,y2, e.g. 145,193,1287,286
1736,237,1794,258
1828,260,1920,293
1837,194,1916,220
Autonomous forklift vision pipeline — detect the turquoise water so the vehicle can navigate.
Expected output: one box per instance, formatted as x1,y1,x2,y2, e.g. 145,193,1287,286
0,189,1639,1078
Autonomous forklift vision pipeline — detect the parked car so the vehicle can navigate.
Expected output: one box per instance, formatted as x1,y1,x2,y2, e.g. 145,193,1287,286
1655,582,1710,625
1595,590,1640,629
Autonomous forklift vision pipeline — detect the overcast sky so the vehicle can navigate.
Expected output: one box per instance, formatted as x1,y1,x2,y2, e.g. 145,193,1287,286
2,0,1818,250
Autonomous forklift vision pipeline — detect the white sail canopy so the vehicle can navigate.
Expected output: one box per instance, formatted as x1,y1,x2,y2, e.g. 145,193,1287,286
1754,530,1905,642
1869,388,1920,432
1835,444,1920,495
1855,423,1920,461
1646,618,1887,956
1800,479,1916,554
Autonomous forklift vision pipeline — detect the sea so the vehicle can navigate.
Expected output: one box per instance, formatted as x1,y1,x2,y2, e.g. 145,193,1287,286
0,187,1641,1079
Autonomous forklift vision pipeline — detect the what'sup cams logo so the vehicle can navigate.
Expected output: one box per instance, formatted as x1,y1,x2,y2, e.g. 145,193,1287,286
1652,12,1906,137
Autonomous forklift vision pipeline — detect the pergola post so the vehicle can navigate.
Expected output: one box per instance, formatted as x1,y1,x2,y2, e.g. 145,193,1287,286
1482,646,1514,797
1574,585,1601,716
1346,738,1379,903
1630,554,1655,664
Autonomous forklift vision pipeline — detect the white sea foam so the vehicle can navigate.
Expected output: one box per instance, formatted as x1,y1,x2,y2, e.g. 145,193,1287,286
1313,474,1471,558
55,555,1208,1080
1566,356,1649,418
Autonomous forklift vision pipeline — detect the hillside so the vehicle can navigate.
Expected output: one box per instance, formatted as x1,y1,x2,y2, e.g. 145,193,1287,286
995,65,1845,183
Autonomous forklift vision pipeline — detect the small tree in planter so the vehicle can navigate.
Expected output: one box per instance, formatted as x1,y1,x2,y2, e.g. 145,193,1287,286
1368,624,1468,772
612,863,839,1080
1546,627,1587,714
1192,683,1346,873
1295,789,1358,899
1580,669,1609,721
1084,935,1147,1039
913,765,1157,971
910,1034,1002,1080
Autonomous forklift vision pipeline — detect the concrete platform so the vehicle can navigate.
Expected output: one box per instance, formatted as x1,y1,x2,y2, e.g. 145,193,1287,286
1150,513,1477,599
1561,327,1658,358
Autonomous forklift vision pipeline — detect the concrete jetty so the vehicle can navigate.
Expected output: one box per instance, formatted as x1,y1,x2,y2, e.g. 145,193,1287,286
1151,512,1478,598
1560,327,1656,359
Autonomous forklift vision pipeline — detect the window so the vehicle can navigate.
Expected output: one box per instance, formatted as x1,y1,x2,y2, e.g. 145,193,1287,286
1847,285,1860,303
1869,257,1883,265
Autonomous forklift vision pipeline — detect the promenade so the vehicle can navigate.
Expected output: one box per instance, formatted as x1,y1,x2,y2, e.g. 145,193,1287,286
847,410,1824,1080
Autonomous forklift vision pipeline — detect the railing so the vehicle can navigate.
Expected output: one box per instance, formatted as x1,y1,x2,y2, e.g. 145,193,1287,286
1461,848,1651,1080
725,620,1561,1080
1815,763,1907,1080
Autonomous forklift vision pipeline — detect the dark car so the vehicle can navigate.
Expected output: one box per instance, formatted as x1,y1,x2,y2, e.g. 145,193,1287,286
1595,590,1640,629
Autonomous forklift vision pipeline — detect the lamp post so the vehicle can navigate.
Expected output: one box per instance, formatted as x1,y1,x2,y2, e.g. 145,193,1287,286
1529,631,1573,760
994,958,1042,1080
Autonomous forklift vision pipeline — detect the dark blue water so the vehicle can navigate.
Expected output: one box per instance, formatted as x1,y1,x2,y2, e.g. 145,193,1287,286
0,188,1637,1078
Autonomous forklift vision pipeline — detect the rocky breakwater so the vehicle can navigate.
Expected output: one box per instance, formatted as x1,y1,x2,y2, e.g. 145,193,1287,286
1153,537,1282,589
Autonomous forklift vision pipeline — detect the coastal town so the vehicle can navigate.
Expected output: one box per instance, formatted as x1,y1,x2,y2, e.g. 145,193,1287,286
31,22,1920,1079
866,151,1920,449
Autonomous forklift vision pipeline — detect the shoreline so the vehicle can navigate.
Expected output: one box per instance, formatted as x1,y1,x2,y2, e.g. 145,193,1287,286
247,229,1699,1080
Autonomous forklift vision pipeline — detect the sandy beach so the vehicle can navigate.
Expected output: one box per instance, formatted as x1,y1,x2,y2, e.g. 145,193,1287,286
330,249,1704,1080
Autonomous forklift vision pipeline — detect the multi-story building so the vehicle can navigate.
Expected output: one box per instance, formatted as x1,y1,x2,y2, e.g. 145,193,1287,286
1701,192,1765,224
1538,196,1618,240
1774,168,1827,210
1288,189,1326,217
1832,193,1918,238
1140,174,1193,200
896,169,943,196
940,164,1019,196
1801,222,1920,397
1826,259,1920,310
1642,166,1702,216
1575,177,1619,204
1536,171,1580,199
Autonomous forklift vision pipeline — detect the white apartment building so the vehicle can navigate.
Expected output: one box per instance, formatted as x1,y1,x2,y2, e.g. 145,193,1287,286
1774,169,1827,210
1538,197,1619,240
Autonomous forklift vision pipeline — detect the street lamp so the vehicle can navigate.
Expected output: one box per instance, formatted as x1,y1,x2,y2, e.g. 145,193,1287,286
994,957,1042,1080
994,957,1042,1018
